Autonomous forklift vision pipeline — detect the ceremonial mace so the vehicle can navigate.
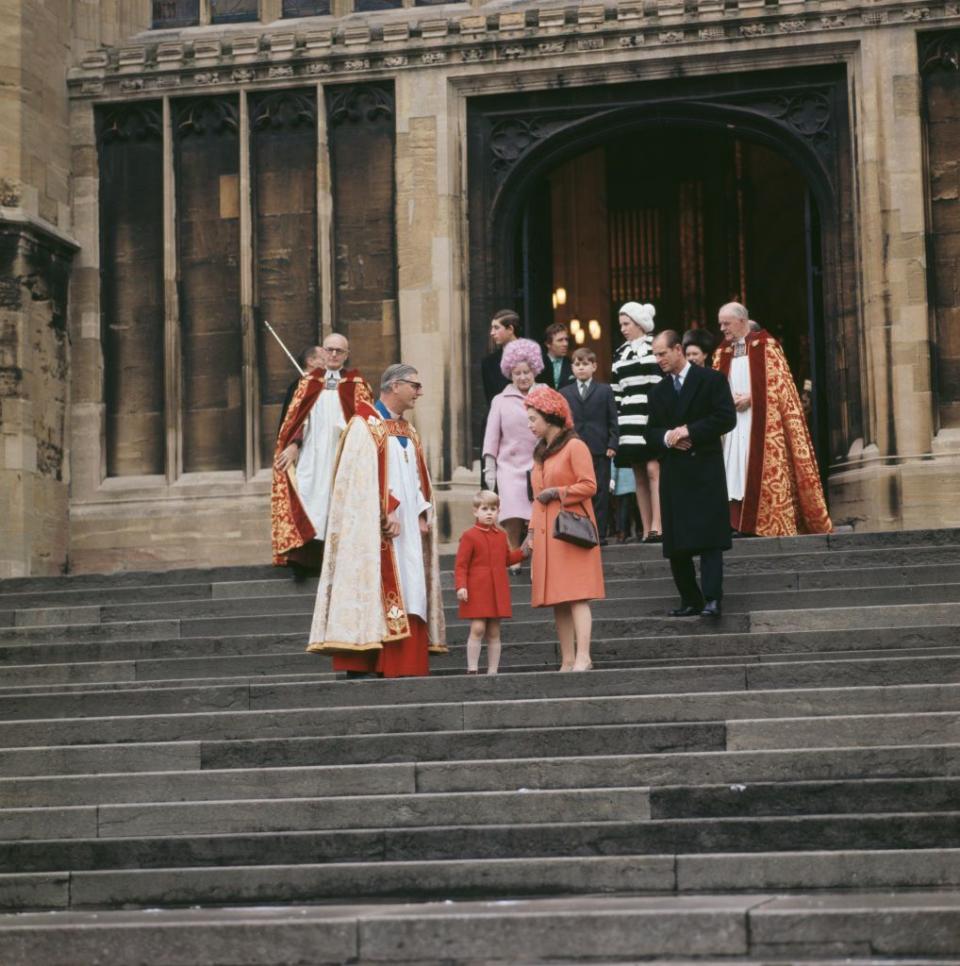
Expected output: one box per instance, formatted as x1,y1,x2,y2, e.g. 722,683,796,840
262,319,305,377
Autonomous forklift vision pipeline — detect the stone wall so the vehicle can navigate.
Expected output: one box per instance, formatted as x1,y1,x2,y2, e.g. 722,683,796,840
6,0,960,573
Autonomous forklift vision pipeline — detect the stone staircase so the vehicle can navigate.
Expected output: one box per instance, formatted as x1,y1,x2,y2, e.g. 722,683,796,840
1,530,960,963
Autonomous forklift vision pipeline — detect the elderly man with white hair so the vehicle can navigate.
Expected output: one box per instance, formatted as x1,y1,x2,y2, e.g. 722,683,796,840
714,302,831,537
306,363,447,677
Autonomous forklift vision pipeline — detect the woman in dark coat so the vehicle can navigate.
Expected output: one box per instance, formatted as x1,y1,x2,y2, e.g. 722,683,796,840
682,328,716,368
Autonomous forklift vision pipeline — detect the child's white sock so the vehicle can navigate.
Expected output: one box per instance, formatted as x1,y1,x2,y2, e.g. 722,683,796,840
466,635,483,672
486,638,502,675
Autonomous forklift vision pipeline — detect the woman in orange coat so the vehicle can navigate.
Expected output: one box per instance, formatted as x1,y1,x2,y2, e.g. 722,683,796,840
523,385,606,671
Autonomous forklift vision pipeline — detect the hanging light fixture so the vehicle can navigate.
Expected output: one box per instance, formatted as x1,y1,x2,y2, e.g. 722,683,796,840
574,328,586,345
555,287,567,306
588,319,602,340
569,318,582,335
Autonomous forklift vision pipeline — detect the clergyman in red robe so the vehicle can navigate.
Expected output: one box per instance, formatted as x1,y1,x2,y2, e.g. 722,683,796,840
714,302,832,538
305,363,447,677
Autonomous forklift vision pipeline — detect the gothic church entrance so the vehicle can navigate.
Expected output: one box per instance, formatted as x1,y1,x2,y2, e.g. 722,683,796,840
517,129,818,395
466,66,860,481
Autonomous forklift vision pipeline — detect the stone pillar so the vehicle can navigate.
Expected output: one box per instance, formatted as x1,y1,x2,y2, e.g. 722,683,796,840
394,70,469,479
394,70,476,539
0,0,78,575
858,27,934,460
829,27,935,529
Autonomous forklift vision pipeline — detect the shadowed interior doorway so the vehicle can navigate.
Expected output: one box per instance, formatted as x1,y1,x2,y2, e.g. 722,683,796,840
516,128,823,449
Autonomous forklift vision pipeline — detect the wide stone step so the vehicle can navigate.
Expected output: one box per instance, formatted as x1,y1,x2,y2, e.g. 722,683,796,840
0,565,285,596
0,894,764,965
2,787,651,841
0,721,722,777
4,742,959,807
3,812,960,875
1,541,953,612
211,559,960,599
7,775,957,844
650,776,960,818
0,677,955,731
21,578,952,626
8,615,958,673
9,592,960,649
0,634,957,694
5,850,960,915
5,654,958,739
4,890,960,964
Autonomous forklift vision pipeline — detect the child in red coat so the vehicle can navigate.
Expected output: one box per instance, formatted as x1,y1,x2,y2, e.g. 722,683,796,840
454,490,528,674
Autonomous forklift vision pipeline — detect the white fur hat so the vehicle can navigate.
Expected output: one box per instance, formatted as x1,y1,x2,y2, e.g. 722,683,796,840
618,301,656,334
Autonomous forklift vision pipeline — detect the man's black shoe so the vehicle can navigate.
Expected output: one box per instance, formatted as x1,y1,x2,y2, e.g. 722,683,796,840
701,600,722,617
669,606,701,617
345,671,374,679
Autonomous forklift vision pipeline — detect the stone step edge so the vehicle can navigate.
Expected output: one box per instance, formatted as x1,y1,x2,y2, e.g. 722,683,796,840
1,648,957,701
5,657,958,709
4,774,958,827
8,621,960,666
4,741,959,795
9,594,960,639
4,849,960,913
11,578,960,624
3,678,960,731
4,891,960,966
11,559,960,614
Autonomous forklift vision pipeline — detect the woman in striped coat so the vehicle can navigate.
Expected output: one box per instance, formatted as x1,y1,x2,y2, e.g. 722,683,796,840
610,301,663,543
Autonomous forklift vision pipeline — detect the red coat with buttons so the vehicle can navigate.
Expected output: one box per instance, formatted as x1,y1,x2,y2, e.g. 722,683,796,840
454,525,524,619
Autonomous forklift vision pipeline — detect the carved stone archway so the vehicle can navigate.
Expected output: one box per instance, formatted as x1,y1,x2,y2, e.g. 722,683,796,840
466,63,859,472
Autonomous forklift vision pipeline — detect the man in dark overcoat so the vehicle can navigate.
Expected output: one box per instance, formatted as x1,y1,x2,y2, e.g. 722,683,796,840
646,330,737,617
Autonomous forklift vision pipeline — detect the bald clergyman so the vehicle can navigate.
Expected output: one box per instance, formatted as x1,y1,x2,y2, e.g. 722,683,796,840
271,333,372,571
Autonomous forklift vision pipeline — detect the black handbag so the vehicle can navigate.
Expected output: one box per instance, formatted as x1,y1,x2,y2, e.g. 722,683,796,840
553,505,599,548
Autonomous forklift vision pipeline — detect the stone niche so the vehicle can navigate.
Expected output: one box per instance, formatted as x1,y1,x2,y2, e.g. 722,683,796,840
0,222,75,577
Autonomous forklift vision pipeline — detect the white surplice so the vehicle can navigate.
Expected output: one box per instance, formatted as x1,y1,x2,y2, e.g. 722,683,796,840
296,370,346,541
386,428,431,623
722,351,753,501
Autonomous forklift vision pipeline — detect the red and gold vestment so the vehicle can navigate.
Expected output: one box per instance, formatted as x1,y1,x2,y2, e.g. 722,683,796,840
714,330,832,537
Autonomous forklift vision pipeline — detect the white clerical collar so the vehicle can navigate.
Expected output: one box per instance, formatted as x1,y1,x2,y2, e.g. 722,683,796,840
325,368,342,379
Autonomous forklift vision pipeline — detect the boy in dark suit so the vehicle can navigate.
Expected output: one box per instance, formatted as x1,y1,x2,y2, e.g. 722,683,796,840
646,330,737,617
561,348,619,544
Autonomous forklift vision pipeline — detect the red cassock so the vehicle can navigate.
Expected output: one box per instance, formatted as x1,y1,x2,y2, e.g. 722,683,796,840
454,525,524,620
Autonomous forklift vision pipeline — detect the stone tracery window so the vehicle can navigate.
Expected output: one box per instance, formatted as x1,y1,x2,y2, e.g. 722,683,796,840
282,0,331,15
210,0,259,22
151,0,200,27
96,90,321,479
98,103,166,477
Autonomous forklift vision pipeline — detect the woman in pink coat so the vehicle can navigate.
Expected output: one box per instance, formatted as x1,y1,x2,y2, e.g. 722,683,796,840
523,385,606,671
482,338,544,555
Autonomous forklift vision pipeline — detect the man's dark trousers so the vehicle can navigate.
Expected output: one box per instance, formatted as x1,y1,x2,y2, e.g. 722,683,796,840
591,454,611,539
645,362,737,609
670,549,723,610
